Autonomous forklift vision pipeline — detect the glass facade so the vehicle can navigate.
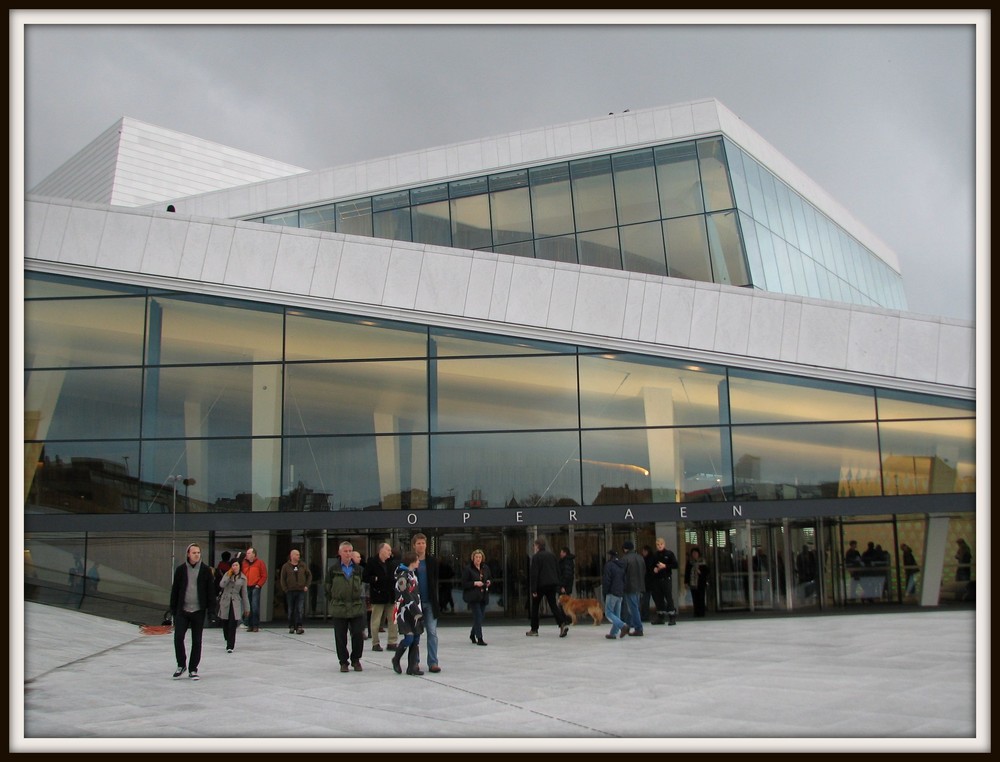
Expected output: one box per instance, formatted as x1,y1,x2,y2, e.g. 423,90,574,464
24,272,973,521
247,135,905,311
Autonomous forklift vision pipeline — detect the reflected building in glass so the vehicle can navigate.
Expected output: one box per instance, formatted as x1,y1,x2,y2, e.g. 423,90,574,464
23,99,975,624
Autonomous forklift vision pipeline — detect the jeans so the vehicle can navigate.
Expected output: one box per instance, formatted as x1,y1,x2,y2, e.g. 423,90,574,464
247,586,262,628
173,608,206,671
285,590,305,629
423,608,439,667
604,594,626,636
332,614,366,665
624,592,643,632
469,600,486,641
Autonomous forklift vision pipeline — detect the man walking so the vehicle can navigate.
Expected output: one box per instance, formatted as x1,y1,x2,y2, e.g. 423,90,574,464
526,538,569,638
621,541,646,636
279,548,312,634
169,542,214,680
601,549,628,639
363,542,399,652
241,547,268,632
325,541,366,673
411,533,442,673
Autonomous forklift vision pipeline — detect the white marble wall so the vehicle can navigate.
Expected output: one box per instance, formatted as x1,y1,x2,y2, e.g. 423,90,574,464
24,197,975,397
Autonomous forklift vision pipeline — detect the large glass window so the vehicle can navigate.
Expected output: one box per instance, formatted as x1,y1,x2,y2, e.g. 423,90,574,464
336,198,373,237
26,367,142,440
879,419,975,495
732,422,881,500
284,360,427,436
613,148,659,225
698,138,734,212
530,163,574,238
450,193,492,250
373,207,412,242
283,434,429,511
25,272,145,299
706,210,750,286
432,355,579,432
578,353,727,428
490,186,533,245
571,155,617,231
429,327,569,357
620,221,666,275
577,228,621,270
145,295,283,365
411,200,451,247
26,296,147,368
25,440,142,515
663,216,712,282
299,204,337,232
431,431,581,508
876,390,976,420
656,141,704,219
729,370,876,424
263,211,299,227
535,234,577,264
285,309,427,361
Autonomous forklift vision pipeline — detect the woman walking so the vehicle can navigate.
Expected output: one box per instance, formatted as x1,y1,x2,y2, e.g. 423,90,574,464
392,551,425,675
461,549,492,646
218,557,250,653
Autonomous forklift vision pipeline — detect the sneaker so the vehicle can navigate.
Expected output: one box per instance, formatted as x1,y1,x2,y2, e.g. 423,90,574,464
372,644,383,652
189,671,200,680
559,624,569,638
289,628,295,634
226,648,233,654
525,630,539,637
172,666,186,678
352,660,363,672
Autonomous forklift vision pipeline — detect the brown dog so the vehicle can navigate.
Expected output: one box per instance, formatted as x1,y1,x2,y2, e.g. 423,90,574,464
558,594,604,626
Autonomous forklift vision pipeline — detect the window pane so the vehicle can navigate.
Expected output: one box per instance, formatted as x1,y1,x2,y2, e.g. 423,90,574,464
613,148,659,225
450,194,492,250
582,427,731,505
529,163,573,237
706,210,750,286
880,419,975,494
263,211,299,227
26,367,142,440
431,431,581,508
299,204,337,232
876,389,975,420
571,155,617,231
655,141,704,218
729,369,876,424
490,187,532,245
494,241,535,258
433,355,579,431
26,272,144,299
373,207,411,242
620,221,666,275
577,227,621,270
411,201,452,246
26,296,146,368
25,440,141,515
739,211,766,289
284,435,428,511
145,295,283,364
579,353,727,427
699,138,734,212
535,234,577,264
663,216,711,282
285,309,427,361
284,360,427,436
733,422,881,500
143,364,281,438
372,190,409,212
430,327,571,357
336,198,373,237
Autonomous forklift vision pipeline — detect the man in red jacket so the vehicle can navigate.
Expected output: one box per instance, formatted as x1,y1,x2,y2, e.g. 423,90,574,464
241,547,268,632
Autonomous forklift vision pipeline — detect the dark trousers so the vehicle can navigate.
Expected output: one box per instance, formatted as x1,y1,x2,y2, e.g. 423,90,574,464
332,614,366,665
650,577,676,617
469,600,486,641
691,586,708,617
529,584,566,631
223,611,240,650
286,590,305,629
174,608,206,671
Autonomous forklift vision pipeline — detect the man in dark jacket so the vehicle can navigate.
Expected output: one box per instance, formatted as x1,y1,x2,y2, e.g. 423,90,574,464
601,550,628,639
363,542,399,652
621,541,646,636
649,537,679,626
558,547,576,596
526,538,569,637
169,542,215,680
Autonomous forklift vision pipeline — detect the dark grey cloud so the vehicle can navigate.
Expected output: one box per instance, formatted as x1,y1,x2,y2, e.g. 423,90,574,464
17,15,982,322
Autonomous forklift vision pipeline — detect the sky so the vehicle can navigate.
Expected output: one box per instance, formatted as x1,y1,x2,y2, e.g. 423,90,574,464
13,11,986,324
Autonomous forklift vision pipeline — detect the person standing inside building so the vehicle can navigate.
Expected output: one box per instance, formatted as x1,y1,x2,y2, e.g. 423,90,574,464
901,543,920,597
649,537,679,625
411,533,443,672
241,547,268,632
217,556,249,653
461,548,492,646
685,547,711,618
621,541,646,636
325,541,366,673
279,548,312,635
601,550,628,639
845,540,863,601
558,547,576,596
364,542,399,652
169,542,214,680
526,538,569,638
954,539,972,581
795,544,818,601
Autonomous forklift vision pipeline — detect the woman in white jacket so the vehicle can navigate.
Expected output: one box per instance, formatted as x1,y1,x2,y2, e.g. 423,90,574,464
218,559,250,653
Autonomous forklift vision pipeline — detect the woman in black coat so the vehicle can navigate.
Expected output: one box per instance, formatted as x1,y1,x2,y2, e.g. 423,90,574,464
461,549,492,646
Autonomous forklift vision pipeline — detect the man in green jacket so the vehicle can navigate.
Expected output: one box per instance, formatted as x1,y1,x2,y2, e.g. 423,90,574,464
326,541,366,673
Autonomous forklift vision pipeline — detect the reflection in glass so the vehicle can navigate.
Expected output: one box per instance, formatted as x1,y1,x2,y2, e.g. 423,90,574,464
411,201,451,246
431,431,581,508
876,389,975,420
263,211,299,227
620,221,666,275
25,440,141,515
535,235,577,263
729,369,876,424
336,198,373,237
26,296,146,368
732,422,881,500
571,155,617,231
706,210,750,286
285,309,427,361
373,207,412,242
284,435,429,511
663,216,712,282
299,204,337,232
26,367,142,440
879,419,975,494
450,194,492,250
490,187,533,245
25,272,145,299
656,141,704,218
530,164,574,237
577,227,621,270
284,360,427,436
433,355,579,432
613,149,659,225
430,327,571,357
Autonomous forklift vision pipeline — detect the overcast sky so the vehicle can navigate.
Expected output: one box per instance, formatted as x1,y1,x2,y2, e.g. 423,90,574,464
14,11,985,323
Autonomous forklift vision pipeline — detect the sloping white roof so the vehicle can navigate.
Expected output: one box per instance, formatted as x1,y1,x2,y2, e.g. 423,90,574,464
29,117,307,208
